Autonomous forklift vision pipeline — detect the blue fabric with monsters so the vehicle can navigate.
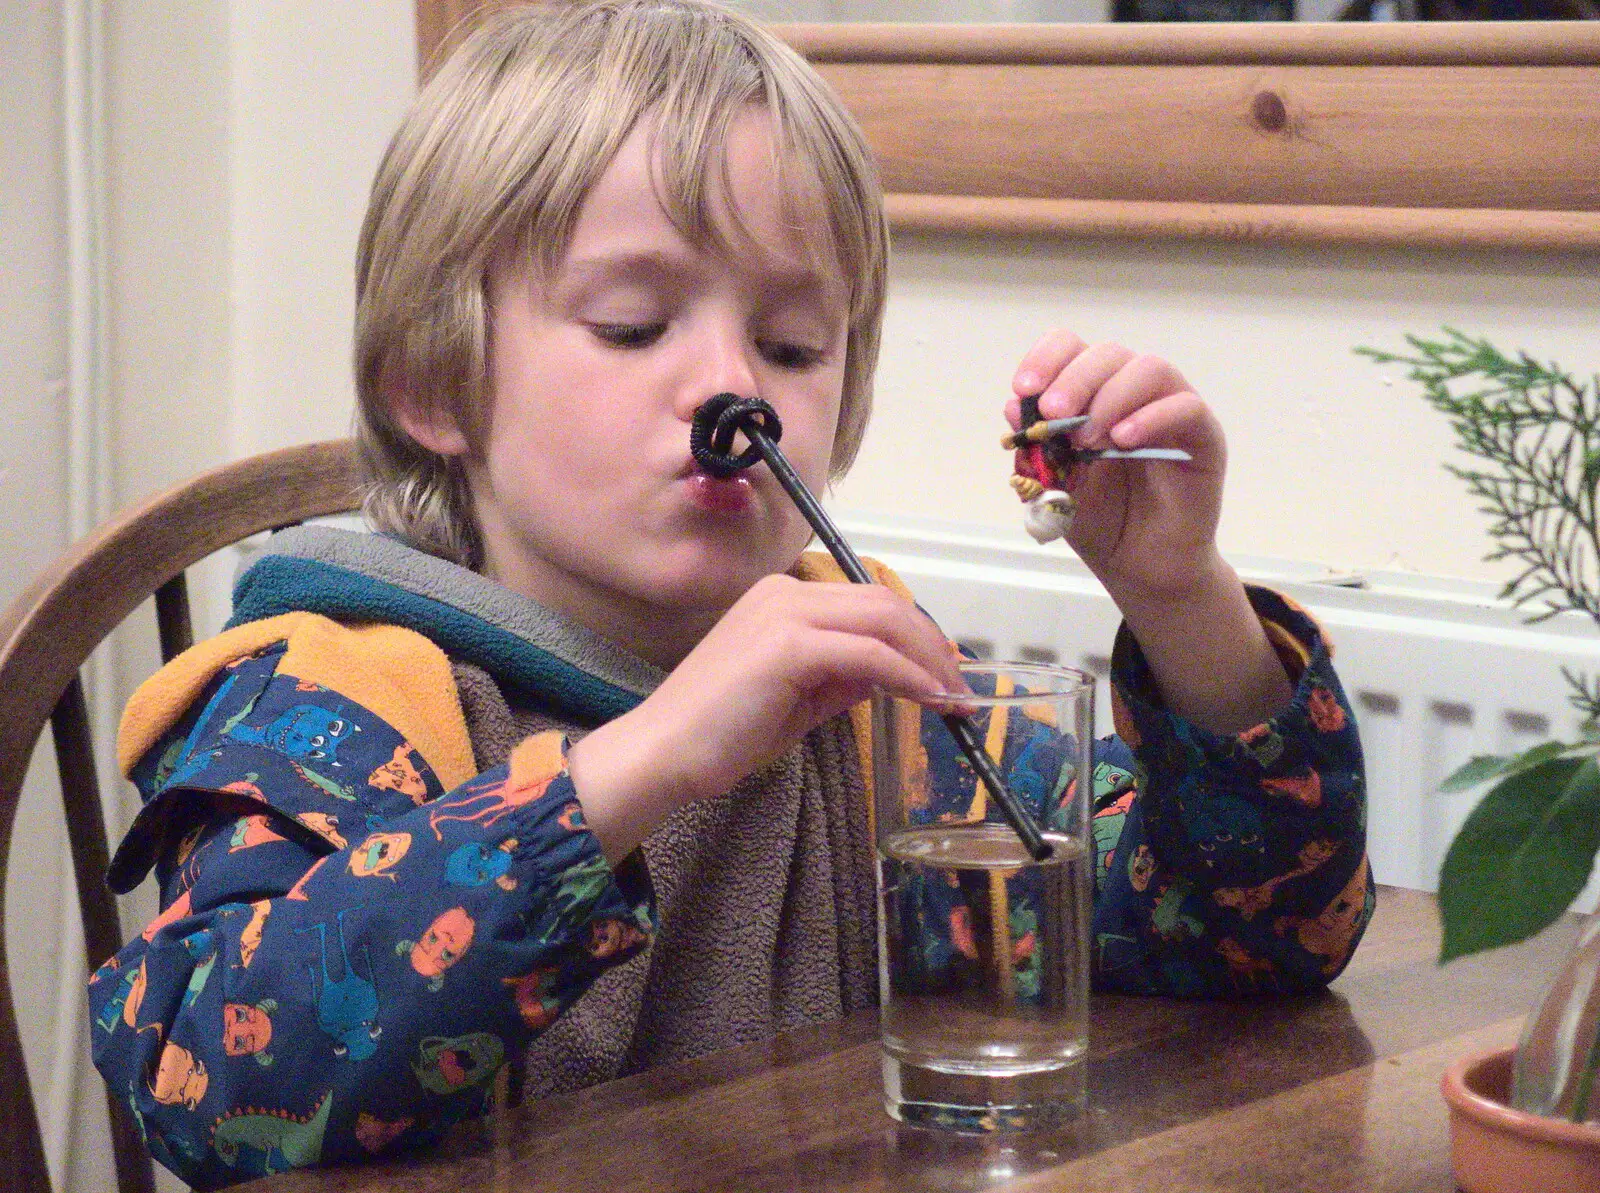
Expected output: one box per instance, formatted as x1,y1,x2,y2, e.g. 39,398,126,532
91,533,1369,1188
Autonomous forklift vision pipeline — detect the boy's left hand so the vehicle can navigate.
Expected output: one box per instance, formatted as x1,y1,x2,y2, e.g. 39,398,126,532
1005,331,1227,604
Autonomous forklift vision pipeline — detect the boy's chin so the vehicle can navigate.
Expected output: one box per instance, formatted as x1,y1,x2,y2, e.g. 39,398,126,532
639,546,801,612
643,566,776,614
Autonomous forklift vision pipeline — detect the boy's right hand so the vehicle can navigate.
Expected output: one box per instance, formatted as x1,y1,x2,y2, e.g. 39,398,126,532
566,574,965,863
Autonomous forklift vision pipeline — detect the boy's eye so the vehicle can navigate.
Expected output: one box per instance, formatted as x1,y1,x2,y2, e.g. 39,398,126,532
590,322,665,348
759,340,825,370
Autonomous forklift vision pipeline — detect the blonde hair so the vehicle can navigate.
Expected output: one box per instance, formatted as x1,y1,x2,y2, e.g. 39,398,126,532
354,0,888,568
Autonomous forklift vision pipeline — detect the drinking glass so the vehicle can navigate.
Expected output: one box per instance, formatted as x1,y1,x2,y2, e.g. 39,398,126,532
873,661,1095,1132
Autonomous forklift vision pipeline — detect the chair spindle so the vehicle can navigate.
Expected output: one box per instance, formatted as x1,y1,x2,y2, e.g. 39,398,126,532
50,676,156,1193
154,574,193,664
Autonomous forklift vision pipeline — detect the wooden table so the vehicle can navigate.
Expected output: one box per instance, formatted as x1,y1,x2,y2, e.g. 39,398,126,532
244,887,1580,1192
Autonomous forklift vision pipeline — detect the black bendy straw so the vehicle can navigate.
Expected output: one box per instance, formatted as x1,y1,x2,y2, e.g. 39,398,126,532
690,392,1052,862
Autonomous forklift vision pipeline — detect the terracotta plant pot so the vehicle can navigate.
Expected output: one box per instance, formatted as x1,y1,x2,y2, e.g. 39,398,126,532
1442,1046,1600,1193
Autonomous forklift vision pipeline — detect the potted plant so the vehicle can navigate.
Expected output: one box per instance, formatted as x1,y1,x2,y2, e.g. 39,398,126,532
1362,330,1600,1190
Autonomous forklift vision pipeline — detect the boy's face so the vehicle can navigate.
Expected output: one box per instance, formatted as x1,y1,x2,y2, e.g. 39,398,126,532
449,107,850,666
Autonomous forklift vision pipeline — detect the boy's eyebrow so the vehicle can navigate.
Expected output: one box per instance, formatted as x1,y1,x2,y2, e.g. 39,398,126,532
560,250,691,287
559,249,842,307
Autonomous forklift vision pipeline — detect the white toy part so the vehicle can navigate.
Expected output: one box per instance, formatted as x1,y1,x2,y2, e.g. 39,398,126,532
1023,489,1075,544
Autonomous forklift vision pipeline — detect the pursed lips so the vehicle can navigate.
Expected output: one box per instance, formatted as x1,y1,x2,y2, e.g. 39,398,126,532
681,467,755,513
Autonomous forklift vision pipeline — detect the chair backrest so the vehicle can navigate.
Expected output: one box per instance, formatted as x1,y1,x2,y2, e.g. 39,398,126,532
0,440,362,1193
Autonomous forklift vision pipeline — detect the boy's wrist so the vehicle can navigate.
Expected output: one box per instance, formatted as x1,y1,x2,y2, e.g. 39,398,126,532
1106,551,1294,735
566,705,698,863
1099,546,1237,626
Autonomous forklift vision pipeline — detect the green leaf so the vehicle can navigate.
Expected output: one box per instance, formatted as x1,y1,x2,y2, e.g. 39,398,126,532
1440,740,1576,793
1439,754,1513,792
1438,755,1600,963
1513,738,1583,766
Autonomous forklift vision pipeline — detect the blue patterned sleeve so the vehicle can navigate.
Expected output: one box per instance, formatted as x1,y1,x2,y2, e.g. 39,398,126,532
1089,585,1371,997
88,644,652,1189
914,587,1370,1000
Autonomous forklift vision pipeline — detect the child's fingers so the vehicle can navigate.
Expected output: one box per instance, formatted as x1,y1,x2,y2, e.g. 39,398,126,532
1078,353,1192,446
1013,330,1088,402
622,579,978,814
733,576,964,698
781,582,969,695
1107,391,1225,466
798,630,952,708
1037,341,1136,423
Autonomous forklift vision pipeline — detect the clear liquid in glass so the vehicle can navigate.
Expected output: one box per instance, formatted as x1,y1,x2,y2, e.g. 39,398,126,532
877,823,1091,1131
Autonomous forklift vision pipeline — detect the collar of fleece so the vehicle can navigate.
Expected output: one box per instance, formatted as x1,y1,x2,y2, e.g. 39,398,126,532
227,526,666,728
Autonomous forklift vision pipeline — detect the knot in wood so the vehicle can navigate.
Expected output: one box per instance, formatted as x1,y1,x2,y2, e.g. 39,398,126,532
1252,90,1289,133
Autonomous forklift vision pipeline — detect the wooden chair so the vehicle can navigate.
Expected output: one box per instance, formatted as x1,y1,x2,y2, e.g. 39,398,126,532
0,440,362,1193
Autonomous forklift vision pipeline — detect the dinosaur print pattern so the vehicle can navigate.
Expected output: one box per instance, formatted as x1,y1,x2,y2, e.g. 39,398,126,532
298,909,382,1060
1216,936,1278,993
347,831,411,880
368,743,427,804
211,1090,332,1175
221,1000,276,1065
95,959,148,1034
149,1042,208,1109
294,811,346,848
353,1110,413,1154
91,585,1366,1188
400,907,476,992
180,931,219,1010
425,734,564,841
227,704,356,765
503,965,563,1031
1213,838,1339,920
444,839,519,890
228,814,283,852
237,900,271,968
1274,856,1375,975
91,642,654,1190
1082,587,1372,995
412,1032,505,1096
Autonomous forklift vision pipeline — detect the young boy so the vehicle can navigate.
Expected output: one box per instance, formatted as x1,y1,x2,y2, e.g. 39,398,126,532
90,1,1369,1186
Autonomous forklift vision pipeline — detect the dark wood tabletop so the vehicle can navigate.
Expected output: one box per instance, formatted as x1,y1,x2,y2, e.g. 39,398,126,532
242,886,1580,1193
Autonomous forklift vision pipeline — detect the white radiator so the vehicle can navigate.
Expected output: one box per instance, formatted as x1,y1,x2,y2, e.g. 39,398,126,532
834,511,1600,913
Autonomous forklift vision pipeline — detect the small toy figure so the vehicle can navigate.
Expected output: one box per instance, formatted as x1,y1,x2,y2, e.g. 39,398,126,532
1004,395,1191,544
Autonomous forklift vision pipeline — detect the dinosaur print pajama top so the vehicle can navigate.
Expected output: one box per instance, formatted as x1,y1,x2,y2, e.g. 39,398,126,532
89,529,1369,1189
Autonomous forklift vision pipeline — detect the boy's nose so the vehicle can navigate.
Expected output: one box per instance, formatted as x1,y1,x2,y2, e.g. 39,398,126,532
673,329,760,422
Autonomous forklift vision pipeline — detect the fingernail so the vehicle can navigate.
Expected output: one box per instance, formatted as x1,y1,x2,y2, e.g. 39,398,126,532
1016,371,1040,394
1110,418,1136,446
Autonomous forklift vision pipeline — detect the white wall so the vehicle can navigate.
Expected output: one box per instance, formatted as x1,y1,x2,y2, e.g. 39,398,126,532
835,236,1600,588
108,0,414,590
225,2,419,460
1,3,84,1190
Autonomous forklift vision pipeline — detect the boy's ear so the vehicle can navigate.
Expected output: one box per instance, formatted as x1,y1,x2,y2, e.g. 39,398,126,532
389,391,470,458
